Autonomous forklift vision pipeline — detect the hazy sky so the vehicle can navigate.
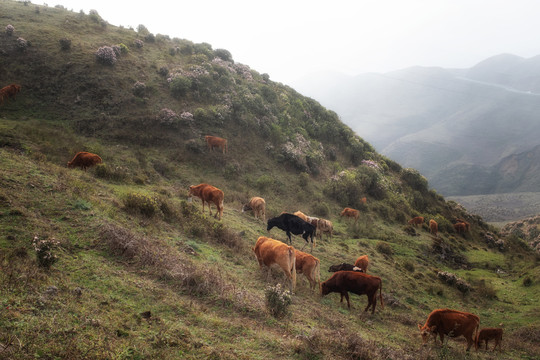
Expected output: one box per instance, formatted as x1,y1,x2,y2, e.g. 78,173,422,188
52,0,540,85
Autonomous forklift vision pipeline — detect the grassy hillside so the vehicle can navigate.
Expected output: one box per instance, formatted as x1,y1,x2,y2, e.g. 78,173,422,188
1,2,539,359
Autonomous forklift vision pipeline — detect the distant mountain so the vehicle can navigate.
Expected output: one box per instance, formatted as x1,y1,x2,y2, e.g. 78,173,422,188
292,54,540,196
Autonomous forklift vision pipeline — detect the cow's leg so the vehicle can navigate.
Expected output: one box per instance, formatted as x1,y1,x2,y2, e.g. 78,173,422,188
466,336,474,351
485,339,489,350
343,292,351,309
286,231,292,244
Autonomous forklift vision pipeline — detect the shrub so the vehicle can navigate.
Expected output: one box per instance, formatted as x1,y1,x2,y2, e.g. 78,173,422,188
214,48,233,62
117,43,129,54
403,260,415,272
311,201,330,217
137,24,149,35
523,276,532,287
95,46,117,66
59,38,71,50
134,39,144,48
437,271,472,293
156,108,179,125
16,37,28,51
158,66,169,77
145,33,155,43
376,241,393,256
255,174,274,191
88,9,102,23
265,284,292,318
5,24,14,36
169,76,192,98
123,192,161,217
32,235,60,269
94,164,129,182
401,168,428,192
132,81,146,97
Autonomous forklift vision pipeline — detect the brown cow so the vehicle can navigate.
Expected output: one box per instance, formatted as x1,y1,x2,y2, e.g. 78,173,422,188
188,183,224,220
408,216,424,227
204,135,227,154
0,84,21,105
321,271,384,313
429,219,438,237
67,151,103,170
293,211,309,223
454,222,467,234
340,207,360,223
476,327,503,351
294,249,320,291
253,236,296,292
418,308,480,351
242,196,266,222
354,255,369,273
316,218,333,241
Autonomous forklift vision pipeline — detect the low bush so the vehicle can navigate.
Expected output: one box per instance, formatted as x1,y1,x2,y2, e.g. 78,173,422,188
265,284,292,318
132,81,146,97
16,37,28,51
59,38,71,50
32,235,60,269
123,192,161,218
376,241,393,256
169,76,192,98
5,24,15,36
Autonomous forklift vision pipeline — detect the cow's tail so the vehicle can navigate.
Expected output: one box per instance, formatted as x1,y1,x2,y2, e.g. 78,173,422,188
313,258,321,290
288,247,296,292
379,278,384,309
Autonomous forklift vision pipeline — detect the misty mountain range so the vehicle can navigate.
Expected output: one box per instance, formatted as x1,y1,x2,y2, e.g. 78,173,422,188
292,54,540,196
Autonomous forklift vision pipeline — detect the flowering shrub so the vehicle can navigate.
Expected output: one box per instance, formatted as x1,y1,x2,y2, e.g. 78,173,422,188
132,81,146,97
16,37,28,50
59,38,71,50
134,39,144,48
95,46,117,66
32,236,60,269
437,271,472,293
112,45,122,57
156,108,179,125
361,159,380,170
5,24,14,36
265,284,292,318
180,111,194,122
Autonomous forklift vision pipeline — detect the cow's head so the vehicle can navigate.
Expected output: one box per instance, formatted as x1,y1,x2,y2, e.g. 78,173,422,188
242,204,251,213
320,281,330,296
418,324,437,345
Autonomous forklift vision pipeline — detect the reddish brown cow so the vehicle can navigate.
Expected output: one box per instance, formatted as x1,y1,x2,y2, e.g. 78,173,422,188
316,218,333,241
204,135,227,154
429,219,438,237
253,236,296,292
340,207,360,223
67,151,103,170
354,255,369,273
321,271,384,313
188,183,224,220
0,84,21,105
242,196,266,222
408,216,424,227
454,222,467,234
476,327,503,351
294,249,320,291
418,308,480,351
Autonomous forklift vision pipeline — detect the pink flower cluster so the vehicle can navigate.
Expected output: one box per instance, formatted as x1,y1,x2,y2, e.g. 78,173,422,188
361,159,380,169
5,24,14,36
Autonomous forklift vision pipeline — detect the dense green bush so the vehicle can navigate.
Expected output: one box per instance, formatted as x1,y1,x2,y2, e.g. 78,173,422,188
123,192,161,217
401,168,428,192
214,48,232,62
169,76,192,98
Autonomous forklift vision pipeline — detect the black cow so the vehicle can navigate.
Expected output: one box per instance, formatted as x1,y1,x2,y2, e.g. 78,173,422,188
321,271,384,313
328,263,364,273
267,213,316,252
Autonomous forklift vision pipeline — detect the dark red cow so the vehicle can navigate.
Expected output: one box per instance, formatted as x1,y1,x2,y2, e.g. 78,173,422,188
476,327,503,351
321,271,384,313
67,151,103,170
0,83,21,105
418,308,480,351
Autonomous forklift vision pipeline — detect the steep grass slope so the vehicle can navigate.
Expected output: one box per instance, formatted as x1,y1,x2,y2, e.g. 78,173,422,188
1,2,539,359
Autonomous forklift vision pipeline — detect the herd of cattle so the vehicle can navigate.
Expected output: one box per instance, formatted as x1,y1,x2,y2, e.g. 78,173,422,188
1,84,501,352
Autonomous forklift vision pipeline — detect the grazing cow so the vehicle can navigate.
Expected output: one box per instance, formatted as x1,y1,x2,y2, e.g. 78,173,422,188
408,216,424,227
316,218,333,241
418,308,480,351
354,255,369,273
321,271,384,313
188,183,224,220
328,263,364,273
253,236,296,291
293,211,309,222
242,196,266,222
0,84,21,105
429,219,438,237
294,249,320,290
267,213,316,252
67,151,102,170
476,327,503,351
453,218,471,232
204,135,227,154
454,222,467,234
340,207,360,223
